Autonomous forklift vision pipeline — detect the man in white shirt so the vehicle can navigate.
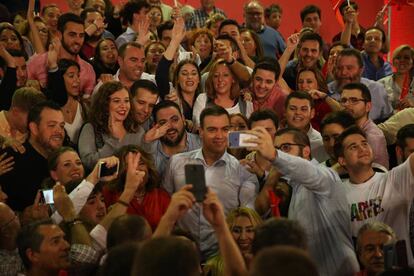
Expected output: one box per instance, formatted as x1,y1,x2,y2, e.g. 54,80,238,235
334,125,414,264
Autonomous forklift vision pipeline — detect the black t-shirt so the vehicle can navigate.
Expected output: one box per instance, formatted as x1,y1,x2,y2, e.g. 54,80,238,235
0,141,48,211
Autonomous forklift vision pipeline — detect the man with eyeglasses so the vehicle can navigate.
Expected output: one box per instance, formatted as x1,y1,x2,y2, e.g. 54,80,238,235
340,82,389,169
328,48,392,123
243,1,285,59
334,125,414,265
249,126,359,275
0,202,23,275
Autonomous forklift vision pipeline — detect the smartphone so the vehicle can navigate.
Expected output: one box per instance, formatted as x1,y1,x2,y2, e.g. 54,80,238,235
98,162,119,179
228,131,258,148
185,164,207,202
41,189,54,204
384,240,408,270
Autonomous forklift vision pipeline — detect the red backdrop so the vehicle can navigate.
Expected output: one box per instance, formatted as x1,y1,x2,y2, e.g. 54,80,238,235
40,0,414,57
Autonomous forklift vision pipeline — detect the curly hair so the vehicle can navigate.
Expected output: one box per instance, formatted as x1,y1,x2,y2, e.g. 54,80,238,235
173,59,201,99
205,59,240,100
109,145,160,193
88,81,137,135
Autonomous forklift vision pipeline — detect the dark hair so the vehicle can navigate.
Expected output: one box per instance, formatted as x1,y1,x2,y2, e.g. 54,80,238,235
275,127,311,148
248,109,279,129
80,7,103,22
216,34,239,52
365,26,389,53
339,0,358,16
252,218,307,255
94,38,118,64
299,32,323,52
200,105,230,129
251,246,318,276
107,215,151,250
152,100,182,121
341,82,371,102
396,124,414,150
157,20,174,40
132,237,200,276
130,79,159,98
296,67,328,93
48,146,78,171
41,4,60,16
320,111,356,134
329,41,349,54
118,42,143,59
252,59,280,82
300,5,321,23
27,100,62,126
121,0,150,25
11,87,46,112
58,58,80,73
285,91,315,109
99,242,140,276
17,219,55,269
0,26,26,56
218,19,240,35
88,81,137,134
110,145,159,193
173,59,202,100
338,48,364,68
264,4,282,18
57,12,83,34
333,125,367,159
240,28,264,59
8,48,28,61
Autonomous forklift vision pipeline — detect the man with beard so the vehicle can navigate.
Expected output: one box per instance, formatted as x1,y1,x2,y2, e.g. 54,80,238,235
130,79,159,131
0,101,65,211
283,32,323,90
243,1,285,59
163,106,257,259
151,100,201,178
328,48,392,122
334,126,414,265
80,8,109,60
27,13,96,97
248,126,359,275
339,82,389,169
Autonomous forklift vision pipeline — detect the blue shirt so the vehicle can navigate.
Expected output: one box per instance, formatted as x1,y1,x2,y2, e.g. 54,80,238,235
151,132,201,179
163,149,258,258
115,27,136,49
273,151,359,276
256,25,286,59
328,78,393,122
362,52,393,81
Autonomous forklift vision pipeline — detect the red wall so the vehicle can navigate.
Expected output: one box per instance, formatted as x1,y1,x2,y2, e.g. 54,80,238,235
40,0,414,55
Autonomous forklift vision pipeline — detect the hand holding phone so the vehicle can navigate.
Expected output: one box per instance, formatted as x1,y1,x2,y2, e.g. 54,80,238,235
228,131,258,148
98,161,119,179
185,164,207,202
41,189,54,204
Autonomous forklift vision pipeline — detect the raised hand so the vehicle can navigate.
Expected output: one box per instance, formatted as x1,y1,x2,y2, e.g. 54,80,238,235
144,122,171,142
86,156,119,184
136,17,151,46
240,158,264,179
1,137,25,154
343,6,357,25
125,152,146,193
202,188,226,230
286,33,300,51
307,89,327,100
171,16,186,43
0,152,14,176
47,38,61,69
164,185,195,222
246,126,277,162
21,190,50,225
0,44,15,67
53,182,76,221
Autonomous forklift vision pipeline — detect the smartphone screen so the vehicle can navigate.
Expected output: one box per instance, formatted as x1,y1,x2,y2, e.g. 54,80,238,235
42,189,54,204
98,162,119,178
228,131,258,148
185,164,207,202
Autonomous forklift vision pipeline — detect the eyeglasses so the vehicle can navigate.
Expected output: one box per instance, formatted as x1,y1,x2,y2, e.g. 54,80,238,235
0,214,18,230
339,97,366,105
275,143,305,152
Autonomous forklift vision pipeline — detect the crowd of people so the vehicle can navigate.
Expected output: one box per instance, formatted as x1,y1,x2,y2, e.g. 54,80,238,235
0,0,413,275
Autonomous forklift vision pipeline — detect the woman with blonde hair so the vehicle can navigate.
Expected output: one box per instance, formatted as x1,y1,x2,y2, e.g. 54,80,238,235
192,59,253,129
204,207,263,276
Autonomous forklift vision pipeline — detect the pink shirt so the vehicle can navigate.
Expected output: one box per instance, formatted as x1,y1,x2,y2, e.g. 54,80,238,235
27,53,96,96
243,83,288,120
